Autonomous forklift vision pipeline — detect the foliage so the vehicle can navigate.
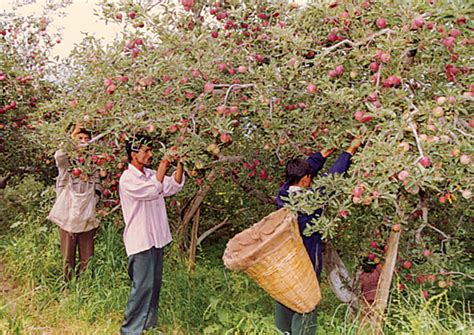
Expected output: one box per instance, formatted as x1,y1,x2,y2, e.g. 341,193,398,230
0,10,61,180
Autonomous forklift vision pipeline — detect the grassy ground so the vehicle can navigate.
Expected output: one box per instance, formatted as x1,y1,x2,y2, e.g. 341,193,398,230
0,178,472,334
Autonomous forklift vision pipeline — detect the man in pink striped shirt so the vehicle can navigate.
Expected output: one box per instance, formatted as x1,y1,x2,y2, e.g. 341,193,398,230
119,135,184,335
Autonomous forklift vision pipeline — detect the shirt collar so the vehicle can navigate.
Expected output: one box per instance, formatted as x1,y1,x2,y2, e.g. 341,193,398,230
288,185,304,192
127,163,146,178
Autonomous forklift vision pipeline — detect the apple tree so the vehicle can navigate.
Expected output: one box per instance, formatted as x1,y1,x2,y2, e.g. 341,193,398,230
30,0,472,324
0,9,63,188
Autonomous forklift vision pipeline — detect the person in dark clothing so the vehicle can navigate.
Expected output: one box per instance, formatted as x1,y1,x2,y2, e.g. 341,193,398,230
274,138,362,335
360,258,382,307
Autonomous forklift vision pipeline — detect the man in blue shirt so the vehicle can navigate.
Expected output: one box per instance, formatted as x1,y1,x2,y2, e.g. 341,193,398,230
275,138,361,335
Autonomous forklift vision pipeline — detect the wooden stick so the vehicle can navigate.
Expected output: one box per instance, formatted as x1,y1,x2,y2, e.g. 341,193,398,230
370,230,401,334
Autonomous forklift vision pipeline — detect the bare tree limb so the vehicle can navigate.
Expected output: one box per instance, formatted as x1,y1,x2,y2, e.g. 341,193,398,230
0,172,14,189
405,98,425,162
441,271,474,281
105,204,121,216
375,63,382,88
426,223,450,240
415,194,428,244
197,216,230,246
316,29,394,66
208,154,243,166
454,115,474,139
223,84,256,106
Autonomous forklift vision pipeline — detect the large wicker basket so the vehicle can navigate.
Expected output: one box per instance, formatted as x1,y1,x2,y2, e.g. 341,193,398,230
223,208,321,313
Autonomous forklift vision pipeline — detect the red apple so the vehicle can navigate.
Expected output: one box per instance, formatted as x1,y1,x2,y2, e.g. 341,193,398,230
167,125,178,133
422,290,429,299
376,17,387,29
71,168,82,177
419,156,431,168
238,65,247,73
307,83,317,94
369,62,379,72
403,260,412,269
423,249,431,257
397,170,409,181
354,111,364,121
220,132,232,144
353,185,364,197
338,210,349,218
411,16,424,29
334,65,344,75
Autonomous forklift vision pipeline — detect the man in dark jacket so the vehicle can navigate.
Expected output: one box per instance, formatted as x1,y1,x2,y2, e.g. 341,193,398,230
275,139,361,335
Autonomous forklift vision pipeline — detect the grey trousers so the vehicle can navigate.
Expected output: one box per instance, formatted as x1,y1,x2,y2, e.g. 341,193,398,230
120,247,164,335
275,301,318,335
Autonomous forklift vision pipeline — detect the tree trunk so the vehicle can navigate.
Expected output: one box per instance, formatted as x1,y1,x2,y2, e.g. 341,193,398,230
187,207,200,272
176,169,218,250
323,242,359,314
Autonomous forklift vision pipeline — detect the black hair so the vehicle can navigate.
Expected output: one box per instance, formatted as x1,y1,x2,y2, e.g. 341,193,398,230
362,258,376,273
285,158,312,185
125,134,152,162
77,128,92,138
67,123,92,138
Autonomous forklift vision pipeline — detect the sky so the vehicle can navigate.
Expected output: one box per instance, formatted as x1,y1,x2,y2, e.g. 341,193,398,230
1,0,122,59
1,0,310,59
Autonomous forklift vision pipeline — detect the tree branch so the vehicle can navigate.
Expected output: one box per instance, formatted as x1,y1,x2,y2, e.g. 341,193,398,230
454,115,474,139
415,193,428,244
0,172,14,189
208,154,243,166
441,271,474,281
223,84,256,106
197,215,230,246
405,98,425,162
229,171,276,205
316,29,394,65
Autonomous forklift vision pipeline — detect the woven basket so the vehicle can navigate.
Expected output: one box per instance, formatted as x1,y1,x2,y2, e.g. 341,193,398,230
223,208,321,313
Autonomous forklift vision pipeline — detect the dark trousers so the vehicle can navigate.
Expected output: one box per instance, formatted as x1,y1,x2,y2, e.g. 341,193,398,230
121,247,164,335
59,227,96,281
275,302,318,335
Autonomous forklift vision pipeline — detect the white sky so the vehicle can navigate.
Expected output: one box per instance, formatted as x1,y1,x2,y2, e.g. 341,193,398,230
1,0,122,58
1,0,309,59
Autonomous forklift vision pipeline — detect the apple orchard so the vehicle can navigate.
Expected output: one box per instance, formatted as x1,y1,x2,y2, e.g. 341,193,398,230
1,0,473,317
